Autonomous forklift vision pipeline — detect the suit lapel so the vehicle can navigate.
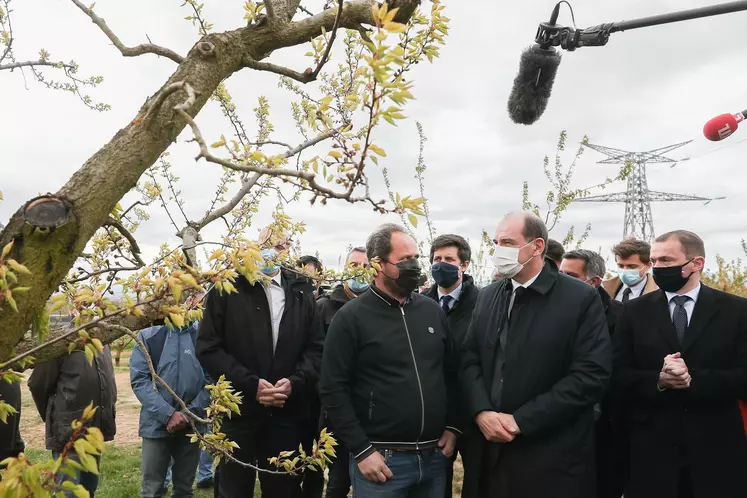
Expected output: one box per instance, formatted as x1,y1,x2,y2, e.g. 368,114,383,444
682,285,719,353
650,290,681,352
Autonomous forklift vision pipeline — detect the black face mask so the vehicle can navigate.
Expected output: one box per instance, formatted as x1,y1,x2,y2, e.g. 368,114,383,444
652,259,694,293
431,262,461,289
385,259,422,294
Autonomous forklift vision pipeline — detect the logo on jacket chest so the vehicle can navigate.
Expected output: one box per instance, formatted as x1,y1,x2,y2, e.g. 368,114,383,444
428,327,434,334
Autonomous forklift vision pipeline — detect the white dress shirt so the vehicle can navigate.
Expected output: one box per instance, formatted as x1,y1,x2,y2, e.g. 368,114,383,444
264,271,286,353
665,283,701,325
438,282,463,311
615,275,649,302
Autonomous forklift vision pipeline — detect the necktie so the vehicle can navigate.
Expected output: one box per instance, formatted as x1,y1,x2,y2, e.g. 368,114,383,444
440,295,453,314
622,287,632,303
672,295,690,345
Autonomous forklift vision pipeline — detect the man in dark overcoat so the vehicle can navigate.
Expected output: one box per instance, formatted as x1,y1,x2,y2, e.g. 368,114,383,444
613,230,747,498
459,212,611,498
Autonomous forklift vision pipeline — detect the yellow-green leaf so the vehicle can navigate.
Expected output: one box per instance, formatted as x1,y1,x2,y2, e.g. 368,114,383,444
328,150,342,159
368,144,386,157
210,135,227,148
1,240,12,259
408,214,419,228
6,259,31,275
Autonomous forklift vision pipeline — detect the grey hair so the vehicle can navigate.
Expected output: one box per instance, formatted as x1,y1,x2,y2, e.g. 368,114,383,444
347,246,367,261
563,249,606,279
366,224,407,262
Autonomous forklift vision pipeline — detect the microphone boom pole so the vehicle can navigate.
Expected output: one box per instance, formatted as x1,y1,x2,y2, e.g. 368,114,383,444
537,0,747,50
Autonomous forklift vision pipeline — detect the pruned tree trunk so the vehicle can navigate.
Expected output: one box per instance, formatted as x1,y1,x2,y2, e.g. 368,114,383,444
0,0,420,363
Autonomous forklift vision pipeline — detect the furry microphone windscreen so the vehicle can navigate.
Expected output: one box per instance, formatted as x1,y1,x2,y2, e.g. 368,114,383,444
507,45,562,125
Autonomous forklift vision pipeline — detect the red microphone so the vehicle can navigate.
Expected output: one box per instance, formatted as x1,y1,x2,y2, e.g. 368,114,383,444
704,110,746,141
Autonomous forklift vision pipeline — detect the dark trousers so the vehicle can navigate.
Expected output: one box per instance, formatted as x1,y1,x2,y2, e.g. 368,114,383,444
52,451,101,498
141,435,201,498
324,444,350,498
302,398,324,498
217,417,303,498
677,468,694,498
595,419,628,498
0,380,24,465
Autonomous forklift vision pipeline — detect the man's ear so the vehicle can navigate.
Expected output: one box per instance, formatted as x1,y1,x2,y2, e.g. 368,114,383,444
693,256,706,273
462,261,471,273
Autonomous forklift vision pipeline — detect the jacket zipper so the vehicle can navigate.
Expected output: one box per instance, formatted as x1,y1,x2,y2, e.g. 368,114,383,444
400,306,425,443
368,391,374,421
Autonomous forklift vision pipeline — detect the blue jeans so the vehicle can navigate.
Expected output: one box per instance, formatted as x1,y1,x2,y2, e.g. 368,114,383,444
164,449,213,488
350,448,449,497
52,451,100,497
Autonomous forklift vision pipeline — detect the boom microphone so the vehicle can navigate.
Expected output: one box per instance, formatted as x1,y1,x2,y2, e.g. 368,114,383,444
507,46,562,125
509,1,747,125
507,4,563,125
703,110,746,141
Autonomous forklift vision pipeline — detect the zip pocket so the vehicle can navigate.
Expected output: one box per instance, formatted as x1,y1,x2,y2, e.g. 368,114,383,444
368,390,375,421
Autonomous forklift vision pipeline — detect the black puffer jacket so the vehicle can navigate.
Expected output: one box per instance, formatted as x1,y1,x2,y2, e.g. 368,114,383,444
28,347,117,452
320,284,462,461
423,274,480,348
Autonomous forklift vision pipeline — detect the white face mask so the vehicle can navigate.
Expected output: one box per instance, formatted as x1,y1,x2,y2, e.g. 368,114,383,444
491,240,537,279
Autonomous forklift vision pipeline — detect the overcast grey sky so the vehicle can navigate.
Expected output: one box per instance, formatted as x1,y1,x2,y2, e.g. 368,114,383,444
2,0,746,275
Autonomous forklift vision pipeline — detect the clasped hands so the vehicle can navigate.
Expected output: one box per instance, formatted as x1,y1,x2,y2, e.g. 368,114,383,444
476,411,521,443
658,352,691,390
257,378,292,407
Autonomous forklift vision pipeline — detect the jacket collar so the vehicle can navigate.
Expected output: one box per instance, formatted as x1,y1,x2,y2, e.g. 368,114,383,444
327,284,353,304
525,260,557,295
370,284,411,307
597,284,611,312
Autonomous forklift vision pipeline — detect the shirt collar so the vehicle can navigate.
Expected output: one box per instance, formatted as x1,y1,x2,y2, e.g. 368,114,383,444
271,271,282,286
512,268,542,292
624,274,648,293
665,283,701,304
438,282,463,302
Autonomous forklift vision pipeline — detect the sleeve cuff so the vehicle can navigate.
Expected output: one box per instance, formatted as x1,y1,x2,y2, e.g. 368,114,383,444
353,444,375,463
158,406,177,426
445,426,463,436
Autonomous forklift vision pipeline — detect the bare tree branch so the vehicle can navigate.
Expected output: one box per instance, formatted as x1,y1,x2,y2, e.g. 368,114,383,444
177,97,368,204
195,129,337,229
0,299,158,370
309,0,343,80
0,60,75,71
104,217,145,264
264,0,278,20
69,0,184,63
245,0,345,83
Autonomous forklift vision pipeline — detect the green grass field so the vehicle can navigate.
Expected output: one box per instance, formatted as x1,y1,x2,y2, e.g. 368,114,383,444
23,444,261,498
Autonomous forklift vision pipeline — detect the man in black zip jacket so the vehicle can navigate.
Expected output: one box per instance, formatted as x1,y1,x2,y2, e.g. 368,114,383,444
321,223,462,497
422,234,480,498
196,228,324,498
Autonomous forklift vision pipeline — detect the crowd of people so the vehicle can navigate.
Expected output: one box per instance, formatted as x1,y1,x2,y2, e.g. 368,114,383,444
2,211,747,498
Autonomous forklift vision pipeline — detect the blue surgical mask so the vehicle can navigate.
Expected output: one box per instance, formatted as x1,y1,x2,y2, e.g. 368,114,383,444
259,248,280,275
347,278,369,293
619,268,644,287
